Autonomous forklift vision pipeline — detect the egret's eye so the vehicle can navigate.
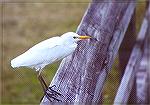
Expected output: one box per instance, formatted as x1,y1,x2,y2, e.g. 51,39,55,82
73,36,78,39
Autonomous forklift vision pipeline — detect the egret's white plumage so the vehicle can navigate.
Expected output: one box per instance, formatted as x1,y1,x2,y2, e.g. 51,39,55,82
11,32,91,73
11,32,91,98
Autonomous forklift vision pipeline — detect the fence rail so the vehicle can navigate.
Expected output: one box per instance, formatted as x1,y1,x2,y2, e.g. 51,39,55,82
114,4,149,104
41,1,149,104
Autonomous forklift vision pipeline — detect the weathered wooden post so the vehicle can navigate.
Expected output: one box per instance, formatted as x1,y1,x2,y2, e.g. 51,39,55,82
41,0,135,104
136,2,150,104
114,3,150,104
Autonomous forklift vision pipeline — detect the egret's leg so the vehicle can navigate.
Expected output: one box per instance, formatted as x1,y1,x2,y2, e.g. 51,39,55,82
37,72,48,92
36,71,62,102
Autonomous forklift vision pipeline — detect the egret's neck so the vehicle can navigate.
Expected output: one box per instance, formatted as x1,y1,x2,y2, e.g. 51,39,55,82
62,39,76,46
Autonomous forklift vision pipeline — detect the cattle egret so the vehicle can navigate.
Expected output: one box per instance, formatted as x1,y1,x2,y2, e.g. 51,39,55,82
11,32,91,98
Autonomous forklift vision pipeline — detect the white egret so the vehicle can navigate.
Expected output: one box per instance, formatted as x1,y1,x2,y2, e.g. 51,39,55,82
11,32,91,99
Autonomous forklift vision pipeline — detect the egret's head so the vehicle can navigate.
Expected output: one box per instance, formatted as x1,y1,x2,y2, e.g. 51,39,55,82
61,32,91,43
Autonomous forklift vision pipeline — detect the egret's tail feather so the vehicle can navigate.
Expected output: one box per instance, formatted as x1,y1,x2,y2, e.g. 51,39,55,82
11,58,19,68
11,56,24,68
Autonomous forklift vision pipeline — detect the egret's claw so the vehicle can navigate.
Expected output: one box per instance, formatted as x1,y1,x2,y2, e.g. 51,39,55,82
45,85,62,102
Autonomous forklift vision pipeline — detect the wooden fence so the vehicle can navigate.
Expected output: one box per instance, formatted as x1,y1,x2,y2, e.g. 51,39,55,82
41,0,150,104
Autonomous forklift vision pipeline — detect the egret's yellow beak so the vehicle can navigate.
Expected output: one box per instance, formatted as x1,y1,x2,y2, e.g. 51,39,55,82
79,36,91,39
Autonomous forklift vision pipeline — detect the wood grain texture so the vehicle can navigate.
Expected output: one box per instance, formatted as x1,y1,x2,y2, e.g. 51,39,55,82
136,37,149,104
114,4,149,104
41,0,135,104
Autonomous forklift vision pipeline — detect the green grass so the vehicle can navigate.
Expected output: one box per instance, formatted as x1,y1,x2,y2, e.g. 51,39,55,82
2,62,60,104
102,57,120,104
2,2,89,104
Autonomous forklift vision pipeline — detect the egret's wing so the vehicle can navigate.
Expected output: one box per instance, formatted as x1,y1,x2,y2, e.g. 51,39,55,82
29,36,62,51
11,37,62,68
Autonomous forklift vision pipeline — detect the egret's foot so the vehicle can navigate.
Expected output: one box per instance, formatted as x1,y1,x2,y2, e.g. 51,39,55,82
45,85,62,102
37,72,62,102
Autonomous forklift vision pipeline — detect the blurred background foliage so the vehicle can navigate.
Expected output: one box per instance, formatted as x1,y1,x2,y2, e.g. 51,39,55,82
1,0,147,104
